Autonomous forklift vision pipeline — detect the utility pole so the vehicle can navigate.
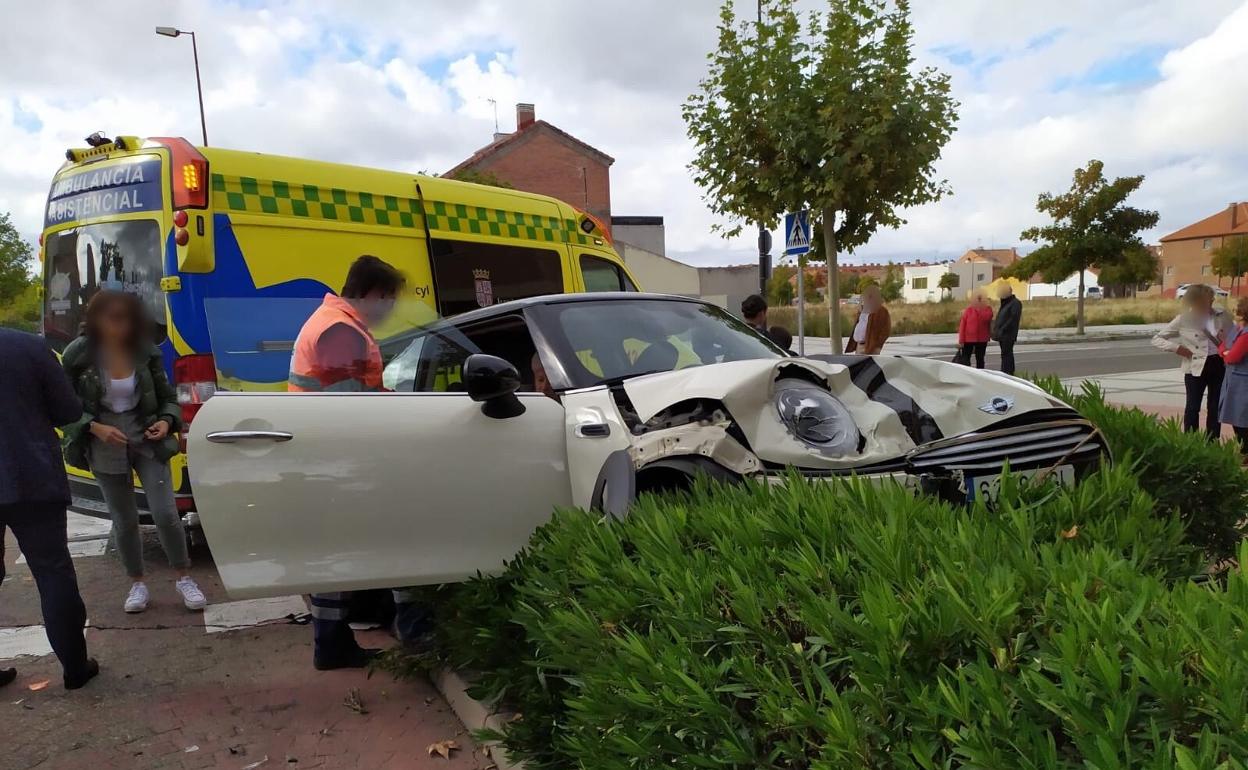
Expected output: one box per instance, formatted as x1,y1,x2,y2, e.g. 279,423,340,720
156,27,208,146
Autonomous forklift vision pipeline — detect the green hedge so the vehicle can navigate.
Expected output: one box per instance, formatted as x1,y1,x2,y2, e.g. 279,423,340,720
1035,377,1248,563
386,465,1247,768
378,386,1248,768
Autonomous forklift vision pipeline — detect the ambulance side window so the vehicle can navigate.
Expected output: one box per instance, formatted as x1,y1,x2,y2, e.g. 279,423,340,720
430,238,564,317
580,255,637,293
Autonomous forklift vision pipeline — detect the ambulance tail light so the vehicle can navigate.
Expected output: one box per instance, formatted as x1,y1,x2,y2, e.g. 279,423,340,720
151,136,208,209
174,354,217,430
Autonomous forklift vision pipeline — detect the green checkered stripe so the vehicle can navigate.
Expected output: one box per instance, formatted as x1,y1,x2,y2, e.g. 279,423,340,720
211,174,592,245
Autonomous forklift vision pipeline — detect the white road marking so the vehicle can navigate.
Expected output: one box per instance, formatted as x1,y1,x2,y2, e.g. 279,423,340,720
66,512,112,541
203,595,307,634
15,538,108,564
0,626,52,660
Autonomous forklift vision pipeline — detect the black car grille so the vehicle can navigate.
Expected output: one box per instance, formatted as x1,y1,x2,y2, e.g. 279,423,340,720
908,418,1105,473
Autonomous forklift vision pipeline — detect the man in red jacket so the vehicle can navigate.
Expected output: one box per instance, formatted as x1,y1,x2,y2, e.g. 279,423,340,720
957,291,994,369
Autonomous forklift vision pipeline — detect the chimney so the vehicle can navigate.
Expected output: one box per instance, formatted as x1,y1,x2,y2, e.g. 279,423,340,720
1231,202,1240,230
516,103,536,131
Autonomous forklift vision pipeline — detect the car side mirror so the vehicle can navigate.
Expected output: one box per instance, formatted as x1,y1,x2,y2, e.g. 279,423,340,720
463,354,526,419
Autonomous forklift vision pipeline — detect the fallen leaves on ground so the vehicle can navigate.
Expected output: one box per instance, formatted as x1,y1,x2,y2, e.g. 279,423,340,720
426,739,460,759
27,680,48,691
343,688,367,715
1061,525,1079,539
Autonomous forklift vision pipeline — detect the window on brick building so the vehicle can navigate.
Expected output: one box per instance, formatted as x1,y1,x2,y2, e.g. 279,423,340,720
580,254,638,292
1203,238,1213,250
1201,265,1212,276
429,238,564,316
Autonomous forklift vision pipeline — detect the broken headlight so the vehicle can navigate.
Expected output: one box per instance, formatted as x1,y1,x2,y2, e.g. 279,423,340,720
775,379,860,455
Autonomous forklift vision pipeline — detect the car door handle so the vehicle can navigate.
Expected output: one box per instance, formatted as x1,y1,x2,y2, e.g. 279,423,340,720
205,430,295,443
574,423,611,438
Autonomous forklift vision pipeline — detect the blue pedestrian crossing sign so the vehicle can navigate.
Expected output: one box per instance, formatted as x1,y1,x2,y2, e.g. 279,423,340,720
784,210,811,256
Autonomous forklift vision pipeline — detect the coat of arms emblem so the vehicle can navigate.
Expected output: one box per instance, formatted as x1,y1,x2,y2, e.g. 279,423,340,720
473,268,493,308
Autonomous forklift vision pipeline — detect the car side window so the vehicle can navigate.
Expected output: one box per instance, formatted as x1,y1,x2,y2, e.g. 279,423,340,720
430,238,564,316
580,255,636,292
393,314,542,393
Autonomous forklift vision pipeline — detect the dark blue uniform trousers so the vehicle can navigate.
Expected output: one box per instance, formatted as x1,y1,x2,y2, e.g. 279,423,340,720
310,588,432,658
0,504,91,678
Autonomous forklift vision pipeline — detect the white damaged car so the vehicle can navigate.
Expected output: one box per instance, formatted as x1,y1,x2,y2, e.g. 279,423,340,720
189,293,1107,598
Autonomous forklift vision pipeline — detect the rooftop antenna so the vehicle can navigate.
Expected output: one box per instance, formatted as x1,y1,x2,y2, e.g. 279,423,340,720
486,98,499,134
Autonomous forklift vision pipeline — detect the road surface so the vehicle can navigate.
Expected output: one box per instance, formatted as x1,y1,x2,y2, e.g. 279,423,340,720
802,335,1173,379
933,338,1173,379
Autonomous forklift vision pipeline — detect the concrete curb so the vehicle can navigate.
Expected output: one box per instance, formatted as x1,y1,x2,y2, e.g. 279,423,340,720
432,668,526,770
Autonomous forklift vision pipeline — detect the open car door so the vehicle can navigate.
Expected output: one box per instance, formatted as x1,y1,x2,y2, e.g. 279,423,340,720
188,390,570,598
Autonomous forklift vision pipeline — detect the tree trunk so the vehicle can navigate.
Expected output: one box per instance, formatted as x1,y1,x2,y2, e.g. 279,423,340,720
823,208,842,354
1076,268,1086,335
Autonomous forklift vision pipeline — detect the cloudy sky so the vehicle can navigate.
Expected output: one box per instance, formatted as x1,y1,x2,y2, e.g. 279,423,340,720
2,0,1247,267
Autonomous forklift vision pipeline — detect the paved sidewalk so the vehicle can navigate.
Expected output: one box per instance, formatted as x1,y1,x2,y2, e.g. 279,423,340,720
2,521,487,770
1061,368,1185,409
794,322,1164,357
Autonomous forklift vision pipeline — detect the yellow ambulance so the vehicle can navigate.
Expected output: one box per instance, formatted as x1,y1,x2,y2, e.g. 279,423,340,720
40,134,638,517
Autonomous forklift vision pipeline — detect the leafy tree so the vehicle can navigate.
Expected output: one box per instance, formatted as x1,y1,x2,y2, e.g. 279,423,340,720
838,270,862,298
1098,245,1159,298
0,211,35,305
766,264,797,305
937,270,960,299
1005,160,1158,333
1211,236,1248,296
880,264,904,302
684,0,958,352
446,168,515,189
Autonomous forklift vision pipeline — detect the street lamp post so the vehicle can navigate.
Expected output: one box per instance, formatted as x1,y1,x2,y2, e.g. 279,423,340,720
155,26,208,146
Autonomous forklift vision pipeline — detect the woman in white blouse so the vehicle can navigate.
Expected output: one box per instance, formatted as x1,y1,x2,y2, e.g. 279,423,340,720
1152,284,1230,437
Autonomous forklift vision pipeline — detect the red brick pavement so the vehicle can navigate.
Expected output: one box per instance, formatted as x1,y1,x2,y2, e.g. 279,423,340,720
1,530,489,770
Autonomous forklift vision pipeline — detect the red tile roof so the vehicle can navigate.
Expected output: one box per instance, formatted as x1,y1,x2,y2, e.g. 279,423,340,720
1160,202,1248,242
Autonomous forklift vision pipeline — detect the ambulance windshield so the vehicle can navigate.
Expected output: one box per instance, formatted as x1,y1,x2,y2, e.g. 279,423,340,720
42,220,165,351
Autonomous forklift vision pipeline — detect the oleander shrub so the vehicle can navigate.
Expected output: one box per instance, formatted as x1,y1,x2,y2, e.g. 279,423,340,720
1036,376,1248,562
409,467,1248,769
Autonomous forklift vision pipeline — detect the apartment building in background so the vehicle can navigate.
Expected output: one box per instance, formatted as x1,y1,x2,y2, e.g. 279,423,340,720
1159,202,1248,296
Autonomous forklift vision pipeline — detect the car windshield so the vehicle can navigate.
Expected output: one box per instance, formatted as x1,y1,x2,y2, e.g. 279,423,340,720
531,298,785,389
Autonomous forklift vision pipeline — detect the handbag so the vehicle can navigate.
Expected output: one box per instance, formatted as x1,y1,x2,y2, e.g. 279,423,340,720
952,345,970,365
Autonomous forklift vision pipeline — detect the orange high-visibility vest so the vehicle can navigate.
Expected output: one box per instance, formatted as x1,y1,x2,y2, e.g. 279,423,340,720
288,294,383,392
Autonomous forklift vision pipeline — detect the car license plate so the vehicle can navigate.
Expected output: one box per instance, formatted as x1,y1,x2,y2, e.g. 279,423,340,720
966,465,1075,503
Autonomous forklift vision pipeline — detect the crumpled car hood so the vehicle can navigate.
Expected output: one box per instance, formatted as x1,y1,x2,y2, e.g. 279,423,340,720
620,357,1066,469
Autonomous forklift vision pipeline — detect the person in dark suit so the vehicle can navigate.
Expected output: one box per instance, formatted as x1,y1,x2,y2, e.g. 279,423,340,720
991,284,1023,375
0,328,98,690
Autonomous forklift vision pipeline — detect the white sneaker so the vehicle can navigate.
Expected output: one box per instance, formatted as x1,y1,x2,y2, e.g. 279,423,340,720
175,577,207,611
124,582,149,613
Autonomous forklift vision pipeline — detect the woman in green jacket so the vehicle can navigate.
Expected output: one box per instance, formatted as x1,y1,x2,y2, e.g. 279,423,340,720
61,291,206,614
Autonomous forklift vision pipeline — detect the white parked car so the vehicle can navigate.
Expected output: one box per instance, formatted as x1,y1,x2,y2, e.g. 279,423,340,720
189,293,1106,598
1063,286,1103,300
1175,283,1230,299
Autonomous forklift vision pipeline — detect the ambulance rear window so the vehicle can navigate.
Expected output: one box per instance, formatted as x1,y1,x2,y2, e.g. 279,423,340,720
430,238,563,317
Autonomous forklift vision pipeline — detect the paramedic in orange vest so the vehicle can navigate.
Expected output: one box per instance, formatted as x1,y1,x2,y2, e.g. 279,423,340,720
291,256,429,669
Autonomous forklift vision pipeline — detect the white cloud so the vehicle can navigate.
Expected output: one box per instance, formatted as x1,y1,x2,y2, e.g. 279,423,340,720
1,0,1247,268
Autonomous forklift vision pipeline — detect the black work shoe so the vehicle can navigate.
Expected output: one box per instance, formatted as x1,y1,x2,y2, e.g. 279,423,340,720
64,658,99,690
0,667,16,688
313,647,381,671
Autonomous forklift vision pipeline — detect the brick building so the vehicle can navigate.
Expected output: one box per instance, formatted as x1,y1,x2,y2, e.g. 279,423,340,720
445,103,614,231
1159,202,1248,296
